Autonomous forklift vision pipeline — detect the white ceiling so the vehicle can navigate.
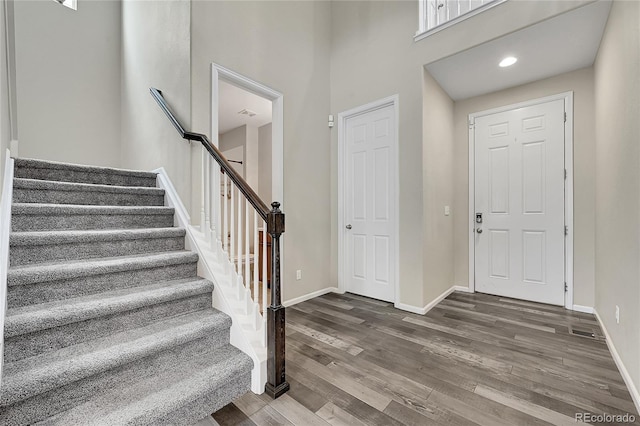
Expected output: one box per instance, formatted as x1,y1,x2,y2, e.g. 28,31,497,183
218,80,272,134
425,1,612,101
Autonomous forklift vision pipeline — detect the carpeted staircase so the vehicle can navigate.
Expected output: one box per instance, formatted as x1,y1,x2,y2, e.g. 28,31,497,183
0,158,253,425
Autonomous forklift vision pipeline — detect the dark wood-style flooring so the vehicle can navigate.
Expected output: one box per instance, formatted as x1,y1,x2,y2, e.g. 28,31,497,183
210,291,640,425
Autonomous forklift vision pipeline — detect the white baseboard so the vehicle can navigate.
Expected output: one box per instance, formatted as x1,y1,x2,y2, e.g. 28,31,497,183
452,285,473,293
572,304,594,314
283,287,339,307
593,308,640,413
395,285,458,315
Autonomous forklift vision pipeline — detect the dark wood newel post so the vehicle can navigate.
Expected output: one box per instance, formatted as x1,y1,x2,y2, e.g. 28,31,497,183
265,201,290,399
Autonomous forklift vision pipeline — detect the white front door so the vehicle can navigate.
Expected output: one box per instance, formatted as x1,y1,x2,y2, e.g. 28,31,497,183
344,104,396,302
474,99,565,305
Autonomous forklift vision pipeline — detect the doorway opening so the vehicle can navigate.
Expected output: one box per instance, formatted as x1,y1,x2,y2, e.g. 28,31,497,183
211,63,284,305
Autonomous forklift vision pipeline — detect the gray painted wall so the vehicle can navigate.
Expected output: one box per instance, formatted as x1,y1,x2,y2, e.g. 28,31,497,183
13,0,121,167
121,0,191,208
191,1,332,303
422,70,455,305
594,0,640,396
258,123,272,204
329,0,593,309
0,0,11,188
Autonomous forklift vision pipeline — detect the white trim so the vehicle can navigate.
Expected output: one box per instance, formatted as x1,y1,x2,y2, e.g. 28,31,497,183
210,63,285,310
452,285,473,293
0,149,15,384
153,167,191,226
283,287,339,308
467,92,574,308
572,304,594,314
564,93,574,310
155,167,267,394
414,0,507,42
395,285,457,315
337,95,400,305
211,63,284,202
594,308,640,413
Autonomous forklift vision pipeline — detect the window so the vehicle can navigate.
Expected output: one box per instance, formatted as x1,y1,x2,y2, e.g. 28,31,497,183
416,0,506,41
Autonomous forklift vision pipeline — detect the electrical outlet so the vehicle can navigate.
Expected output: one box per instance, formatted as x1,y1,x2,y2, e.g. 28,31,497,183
296,270,302,280
615,305,620,324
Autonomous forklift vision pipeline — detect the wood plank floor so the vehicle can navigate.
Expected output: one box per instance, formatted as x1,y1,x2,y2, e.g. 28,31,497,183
211,291,640,425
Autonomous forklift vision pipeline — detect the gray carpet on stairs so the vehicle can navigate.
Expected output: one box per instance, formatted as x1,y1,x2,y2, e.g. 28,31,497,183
1,158,253,425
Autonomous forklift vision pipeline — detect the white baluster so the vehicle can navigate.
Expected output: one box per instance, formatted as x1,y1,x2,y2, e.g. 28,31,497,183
262,225,267,315
223,173,228,253
204,152,211,241
208,157,216,244
200,147,206,231
215,167,221,247
253,209,259,308
245,198,250,292
237,186,242,276
230,182,235,267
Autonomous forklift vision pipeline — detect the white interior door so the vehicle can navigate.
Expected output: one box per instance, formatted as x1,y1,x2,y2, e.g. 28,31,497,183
344,104,396,302
474,99,565,305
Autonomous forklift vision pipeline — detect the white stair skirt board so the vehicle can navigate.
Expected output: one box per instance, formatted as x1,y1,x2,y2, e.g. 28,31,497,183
593,308,640,413
0,149,15,384
154,168,267,394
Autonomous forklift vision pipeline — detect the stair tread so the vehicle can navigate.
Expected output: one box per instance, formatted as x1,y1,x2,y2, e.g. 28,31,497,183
10,227,186,246
35,344,252,426
14,158,158,180
5,278,214,338
8,250,198,286
1,308,233,406
12,203,174,215
13,178,165,195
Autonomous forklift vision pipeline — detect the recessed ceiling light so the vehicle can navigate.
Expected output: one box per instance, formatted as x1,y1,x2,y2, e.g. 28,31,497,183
499,56,518,67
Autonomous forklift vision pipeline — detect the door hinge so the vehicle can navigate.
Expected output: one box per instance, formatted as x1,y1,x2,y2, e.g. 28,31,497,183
565,169,567,180
564,112,567,123
565,225,569,236
565,282,568,292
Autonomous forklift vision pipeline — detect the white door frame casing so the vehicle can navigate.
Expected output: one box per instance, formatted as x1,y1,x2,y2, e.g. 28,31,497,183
211,63,284,205
467,91,574,310
337,95,400,305
210,62,285,297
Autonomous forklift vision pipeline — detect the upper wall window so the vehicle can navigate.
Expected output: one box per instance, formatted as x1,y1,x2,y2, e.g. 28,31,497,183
416,0,506,41
53,0,77,11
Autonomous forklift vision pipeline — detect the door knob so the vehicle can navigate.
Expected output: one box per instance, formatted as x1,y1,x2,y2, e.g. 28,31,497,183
476,228,483,234
346,224,352,230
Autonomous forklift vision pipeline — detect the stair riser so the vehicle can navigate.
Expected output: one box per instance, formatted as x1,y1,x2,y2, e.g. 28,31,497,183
10,236,185,266
14,167,157,188
8,262,197,308
5,293,213,363
152,372,252,426
12,188,164,207
11,213,174,232
0,335,230,425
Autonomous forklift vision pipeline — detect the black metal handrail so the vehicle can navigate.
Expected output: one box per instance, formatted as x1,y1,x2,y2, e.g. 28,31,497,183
150,87,289,399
